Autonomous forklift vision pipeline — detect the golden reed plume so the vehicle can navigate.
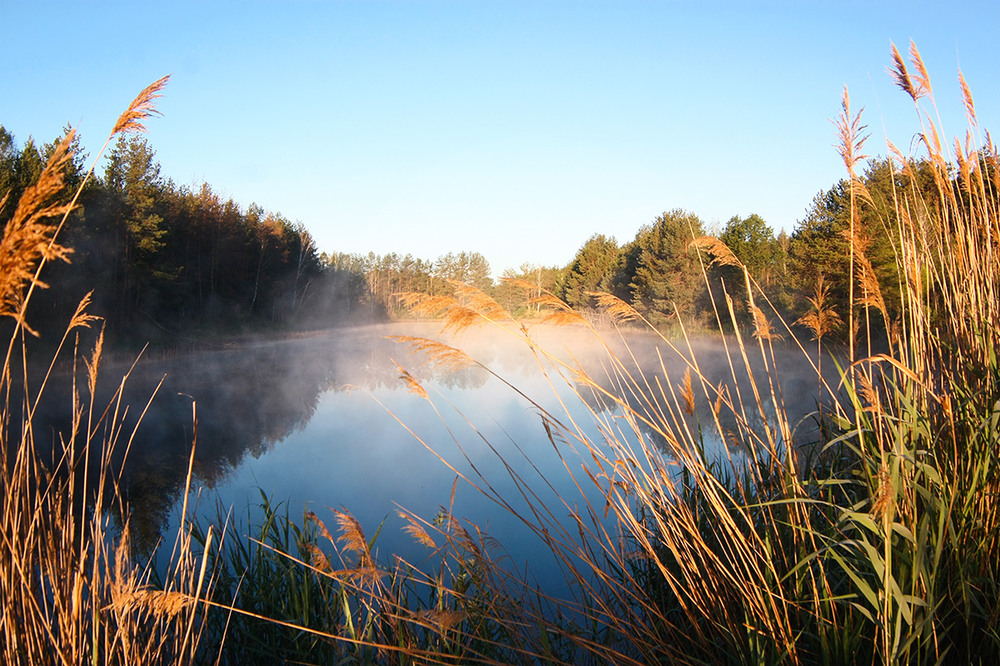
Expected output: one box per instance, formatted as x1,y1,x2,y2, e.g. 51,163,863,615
112,75,171,136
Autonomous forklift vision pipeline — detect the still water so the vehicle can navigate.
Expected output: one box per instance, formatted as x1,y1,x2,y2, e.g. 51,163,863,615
61,322,828,591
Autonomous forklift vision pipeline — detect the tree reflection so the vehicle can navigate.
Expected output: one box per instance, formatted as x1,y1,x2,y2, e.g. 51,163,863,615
22,324,490,549
17,323,838,552
567,332,836,464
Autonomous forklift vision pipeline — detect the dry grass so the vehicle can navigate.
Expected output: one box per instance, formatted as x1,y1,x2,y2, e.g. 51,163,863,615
0,76,219,665
258,43,997,665
4,43,999,666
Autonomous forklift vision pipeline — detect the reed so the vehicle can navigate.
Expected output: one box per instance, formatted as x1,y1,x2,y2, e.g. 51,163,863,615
237,42,997,664
5,43,998,665
0,77,219,665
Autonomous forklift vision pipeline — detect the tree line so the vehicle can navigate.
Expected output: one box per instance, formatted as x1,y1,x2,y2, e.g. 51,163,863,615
2,125,520,348
329,154,957,353
2,126,331,347
2,122,966,349
553,156,960,349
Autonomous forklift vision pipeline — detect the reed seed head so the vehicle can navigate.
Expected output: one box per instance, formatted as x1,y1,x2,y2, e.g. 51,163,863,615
112,75,170,136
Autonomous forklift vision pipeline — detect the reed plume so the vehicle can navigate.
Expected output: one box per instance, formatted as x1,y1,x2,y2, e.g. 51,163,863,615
0,76,224,665
0,132,75,330
111,75,171,136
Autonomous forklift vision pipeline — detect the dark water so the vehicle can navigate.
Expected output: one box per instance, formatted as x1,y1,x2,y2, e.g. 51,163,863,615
30,322,834,593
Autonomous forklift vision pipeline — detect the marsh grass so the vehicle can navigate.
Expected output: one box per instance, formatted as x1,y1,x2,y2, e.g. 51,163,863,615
0,77,221,665
4,45,998,665
228,43,999,665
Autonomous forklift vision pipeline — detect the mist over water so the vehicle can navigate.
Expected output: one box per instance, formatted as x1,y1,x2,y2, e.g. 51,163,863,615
30,322,841,592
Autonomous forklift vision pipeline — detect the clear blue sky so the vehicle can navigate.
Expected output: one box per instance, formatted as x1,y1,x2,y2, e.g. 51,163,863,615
2,1,998,275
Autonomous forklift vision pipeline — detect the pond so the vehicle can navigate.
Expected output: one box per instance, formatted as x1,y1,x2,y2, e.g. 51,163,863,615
35,321,834,597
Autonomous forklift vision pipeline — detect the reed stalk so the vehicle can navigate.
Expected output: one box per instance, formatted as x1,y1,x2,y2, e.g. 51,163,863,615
5,43,998,666
0,77,218,665
260,43,996,664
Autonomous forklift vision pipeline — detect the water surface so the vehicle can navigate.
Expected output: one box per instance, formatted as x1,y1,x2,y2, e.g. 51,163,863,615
48,322,833,589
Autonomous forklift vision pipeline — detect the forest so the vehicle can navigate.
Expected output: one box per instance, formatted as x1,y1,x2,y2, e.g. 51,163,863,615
0,122,951,352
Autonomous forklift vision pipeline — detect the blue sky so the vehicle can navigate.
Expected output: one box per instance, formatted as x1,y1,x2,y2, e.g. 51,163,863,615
2,1,998,275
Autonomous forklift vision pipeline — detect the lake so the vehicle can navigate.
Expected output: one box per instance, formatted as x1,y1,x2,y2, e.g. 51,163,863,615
39,321,833,595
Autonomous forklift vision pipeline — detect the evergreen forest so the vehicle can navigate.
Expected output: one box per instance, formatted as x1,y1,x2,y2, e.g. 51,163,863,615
0,121,965,353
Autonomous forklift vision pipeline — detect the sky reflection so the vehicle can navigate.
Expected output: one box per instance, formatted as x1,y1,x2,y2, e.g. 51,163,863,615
106,321,836,595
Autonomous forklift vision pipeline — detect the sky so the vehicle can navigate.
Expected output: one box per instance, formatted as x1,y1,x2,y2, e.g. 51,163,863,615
2,1,998,276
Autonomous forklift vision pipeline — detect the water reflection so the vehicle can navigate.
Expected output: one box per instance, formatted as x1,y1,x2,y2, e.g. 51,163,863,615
556,330,837,457
26,323,838,561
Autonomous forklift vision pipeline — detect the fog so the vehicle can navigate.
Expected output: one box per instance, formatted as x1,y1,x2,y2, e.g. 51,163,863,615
24,321,842,583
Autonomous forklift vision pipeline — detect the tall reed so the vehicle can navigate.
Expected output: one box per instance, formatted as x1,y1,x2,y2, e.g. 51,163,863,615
6,44,997,665
0,77,219,665
236,43,999,665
